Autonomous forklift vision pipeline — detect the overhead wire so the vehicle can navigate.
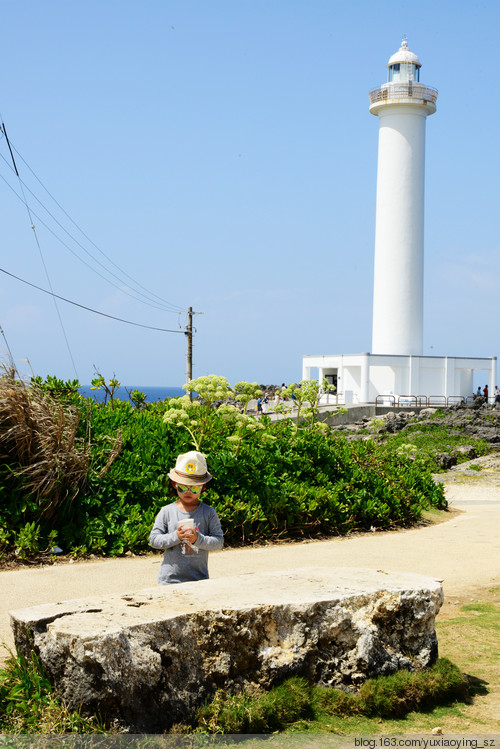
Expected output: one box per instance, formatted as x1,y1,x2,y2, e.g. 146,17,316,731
0,118,190,375
0,322,17,368
12,144,186,314
0,169,179,314
0,148,185,314
1,119,79,379
0,267,185,334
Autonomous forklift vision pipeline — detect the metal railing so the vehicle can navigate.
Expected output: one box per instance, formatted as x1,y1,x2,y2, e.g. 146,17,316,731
369,83,438,106
375,394,466,408
428,396,446,406
375,395,396,407
319,391,340,407
397,395,417,407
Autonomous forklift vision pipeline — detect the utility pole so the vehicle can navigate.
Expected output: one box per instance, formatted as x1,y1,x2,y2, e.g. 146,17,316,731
186,307,193,392
185,307,202,401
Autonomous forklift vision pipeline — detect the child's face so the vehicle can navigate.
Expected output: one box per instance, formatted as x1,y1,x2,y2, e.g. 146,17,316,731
172,480,206,506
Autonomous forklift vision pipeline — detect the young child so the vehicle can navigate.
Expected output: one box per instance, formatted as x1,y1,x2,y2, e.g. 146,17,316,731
149,451,223,584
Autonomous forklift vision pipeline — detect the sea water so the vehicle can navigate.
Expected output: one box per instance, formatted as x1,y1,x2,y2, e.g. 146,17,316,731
78,385,184,403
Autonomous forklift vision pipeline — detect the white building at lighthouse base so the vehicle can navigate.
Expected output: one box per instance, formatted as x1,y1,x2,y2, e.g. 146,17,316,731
302,352,497,406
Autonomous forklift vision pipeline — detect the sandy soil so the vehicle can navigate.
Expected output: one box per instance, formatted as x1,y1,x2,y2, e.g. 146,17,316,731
2,454,500,664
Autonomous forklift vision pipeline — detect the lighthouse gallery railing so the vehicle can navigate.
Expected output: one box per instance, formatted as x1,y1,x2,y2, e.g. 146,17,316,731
369,83,438,105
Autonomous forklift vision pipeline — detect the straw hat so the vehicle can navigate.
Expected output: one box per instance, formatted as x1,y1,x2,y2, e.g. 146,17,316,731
168,451,213,486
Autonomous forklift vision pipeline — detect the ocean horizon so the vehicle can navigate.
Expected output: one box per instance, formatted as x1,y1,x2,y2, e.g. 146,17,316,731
78,385,185,403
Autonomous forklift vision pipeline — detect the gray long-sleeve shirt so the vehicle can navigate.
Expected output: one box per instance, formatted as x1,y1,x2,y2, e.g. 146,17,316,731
149,501,223,585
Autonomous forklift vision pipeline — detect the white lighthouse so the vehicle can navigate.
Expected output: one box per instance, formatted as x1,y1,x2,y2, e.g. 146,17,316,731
370,38,437,356
302,39,497,405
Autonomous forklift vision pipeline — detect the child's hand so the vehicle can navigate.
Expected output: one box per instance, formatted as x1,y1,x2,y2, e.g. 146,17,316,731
176,524,190,541
176,525,198,543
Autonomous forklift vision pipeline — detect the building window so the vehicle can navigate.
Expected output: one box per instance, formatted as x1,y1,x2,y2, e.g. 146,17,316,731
388,63,420,83
388,63,400,81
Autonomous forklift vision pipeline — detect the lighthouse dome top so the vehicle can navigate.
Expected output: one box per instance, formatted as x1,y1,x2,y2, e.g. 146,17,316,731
387,38,421,68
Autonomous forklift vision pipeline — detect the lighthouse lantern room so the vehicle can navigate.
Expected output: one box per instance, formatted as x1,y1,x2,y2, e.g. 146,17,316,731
387,38,420,82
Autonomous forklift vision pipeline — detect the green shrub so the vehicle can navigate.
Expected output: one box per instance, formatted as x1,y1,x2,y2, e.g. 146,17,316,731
196,676,313,733
196,659,469,733
0,651,103,733
383,424,490,472
354,658,468,717
0,372,449,558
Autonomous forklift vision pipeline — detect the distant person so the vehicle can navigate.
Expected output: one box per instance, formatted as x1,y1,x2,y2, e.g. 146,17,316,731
495,386,500,404
149,451,223,585
256,396,263,416
483,385,489,400
476,386,482,398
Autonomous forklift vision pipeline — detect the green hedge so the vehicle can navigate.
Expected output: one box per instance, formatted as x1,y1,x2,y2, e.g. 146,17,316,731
0,394,447,558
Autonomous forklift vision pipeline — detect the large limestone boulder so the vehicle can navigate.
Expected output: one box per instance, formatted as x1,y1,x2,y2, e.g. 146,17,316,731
10,567,443,732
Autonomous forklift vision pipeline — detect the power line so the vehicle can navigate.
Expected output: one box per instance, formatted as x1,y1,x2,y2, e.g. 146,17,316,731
13,144,185,311
0,128,186,314
0,152,185,314
0,170,181,314
0,322,17,366
1,120,79,379
0,266,185,333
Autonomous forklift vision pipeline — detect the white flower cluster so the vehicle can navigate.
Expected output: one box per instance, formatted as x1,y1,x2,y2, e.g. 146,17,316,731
161,375,266,452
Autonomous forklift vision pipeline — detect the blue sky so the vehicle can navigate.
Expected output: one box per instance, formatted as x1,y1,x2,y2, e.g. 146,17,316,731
0,0,498,387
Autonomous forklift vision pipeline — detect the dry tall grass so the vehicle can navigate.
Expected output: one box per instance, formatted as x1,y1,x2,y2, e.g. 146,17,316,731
0,365,89,521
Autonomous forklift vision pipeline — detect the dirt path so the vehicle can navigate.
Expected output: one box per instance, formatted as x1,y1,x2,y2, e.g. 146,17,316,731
2,455,500,664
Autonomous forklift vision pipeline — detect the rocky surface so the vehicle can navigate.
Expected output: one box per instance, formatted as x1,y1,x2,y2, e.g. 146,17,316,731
328,401,500,467
10,567,443,731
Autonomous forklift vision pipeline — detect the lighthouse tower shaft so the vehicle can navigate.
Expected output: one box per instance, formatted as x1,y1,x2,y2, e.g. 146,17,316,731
369,41,437,356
